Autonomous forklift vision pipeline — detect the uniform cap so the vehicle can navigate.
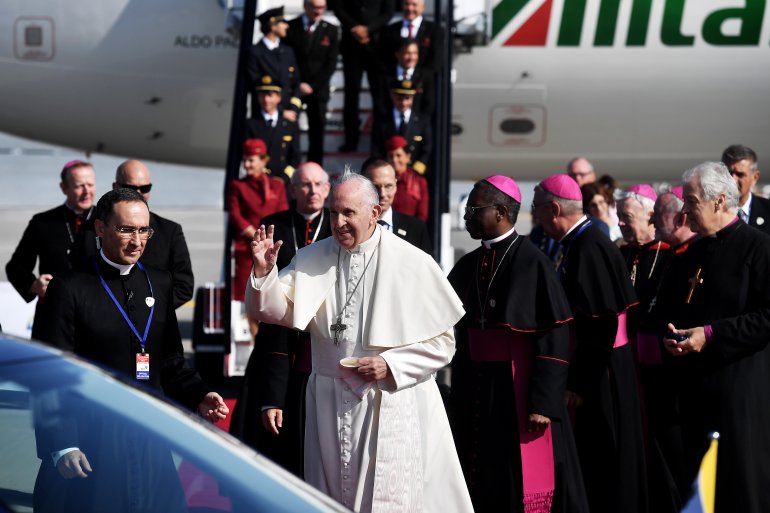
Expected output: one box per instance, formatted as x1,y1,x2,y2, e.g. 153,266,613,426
390,79,417,95
627,183,657,202
540,174,582,201
384,135,409,152
243,138,267,157
483,175,521,203
257,6,285,28
255,74,282,92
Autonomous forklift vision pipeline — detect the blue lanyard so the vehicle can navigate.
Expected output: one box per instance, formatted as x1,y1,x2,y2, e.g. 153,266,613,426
93,257,155,353
557,219,592,277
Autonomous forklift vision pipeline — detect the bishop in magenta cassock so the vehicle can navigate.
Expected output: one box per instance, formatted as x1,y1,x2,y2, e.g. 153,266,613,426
449,176,589,513
532,174,648,513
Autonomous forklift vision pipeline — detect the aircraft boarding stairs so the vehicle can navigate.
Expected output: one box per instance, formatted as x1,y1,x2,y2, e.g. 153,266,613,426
220,0,374,175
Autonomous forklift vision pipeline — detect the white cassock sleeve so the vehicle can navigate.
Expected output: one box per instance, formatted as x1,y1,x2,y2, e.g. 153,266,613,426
377,330,456,391
245,265,295,328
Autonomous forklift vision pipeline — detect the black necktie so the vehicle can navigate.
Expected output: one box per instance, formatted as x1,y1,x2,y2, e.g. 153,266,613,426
399,113,407,135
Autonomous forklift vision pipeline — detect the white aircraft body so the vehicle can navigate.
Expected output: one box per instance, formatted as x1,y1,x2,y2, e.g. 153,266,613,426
1,0,769,181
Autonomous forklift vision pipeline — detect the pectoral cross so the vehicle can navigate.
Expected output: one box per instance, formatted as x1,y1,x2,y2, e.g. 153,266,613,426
686,268,703,304
648,296,657,314
330,317,347,345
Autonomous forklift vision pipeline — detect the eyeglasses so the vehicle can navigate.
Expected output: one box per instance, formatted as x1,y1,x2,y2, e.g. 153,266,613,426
112,225,154,240
464,204,497,216
117,182,153,194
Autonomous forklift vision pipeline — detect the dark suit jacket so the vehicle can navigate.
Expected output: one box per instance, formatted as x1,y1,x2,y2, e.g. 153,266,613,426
371,110,432,170
332,0,395,37
6,204,96,336
285,17,340,103
390,211,432,254
379,18,444,73
140,212,194,308
246,111,301,181
247,40,301,112
749,193,770,235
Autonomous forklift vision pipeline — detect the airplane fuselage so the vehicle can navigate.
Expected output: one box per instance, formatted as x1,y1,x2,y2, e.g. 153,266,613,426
1,0,768,181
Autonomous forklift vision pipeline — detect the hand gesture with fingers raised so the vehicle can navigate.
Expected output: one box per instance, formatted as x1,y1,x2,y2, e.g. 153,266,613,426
251,225,283,278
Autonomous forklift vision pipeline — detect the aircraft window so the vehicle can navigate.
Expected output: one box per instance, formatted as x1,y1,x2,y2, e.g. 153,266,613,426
499,119,535,134
25,27,43,47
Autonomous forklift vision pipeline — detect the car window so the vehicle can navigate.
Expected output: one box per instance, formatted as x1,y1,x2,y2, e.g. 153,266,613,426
0,350,346,513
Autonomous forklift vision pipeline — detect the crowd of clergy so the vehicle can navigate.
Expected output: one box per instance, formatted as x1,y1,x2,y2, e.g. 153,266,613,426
447,143,770,513
7,130,768,513
228,142,770,513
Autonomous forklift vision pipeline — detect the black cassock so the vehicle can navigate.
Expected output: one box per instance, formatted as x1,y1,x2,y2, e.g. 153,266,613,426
5,204,96,337
656,219,770,513
229,207,331,477
622,240,684,511
448,231,588,513
33,255,209,513
558,220,648,513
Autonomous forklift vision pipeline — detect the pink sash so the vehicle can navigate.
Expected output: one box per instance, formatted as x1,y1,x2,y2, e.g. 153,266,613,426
468,328,555,513
567,309,629,355
614,311,629,348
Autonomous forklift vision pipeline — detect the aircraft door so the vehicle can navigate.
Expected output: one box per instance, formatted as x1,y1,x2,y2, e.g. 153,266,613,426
490,102,545,146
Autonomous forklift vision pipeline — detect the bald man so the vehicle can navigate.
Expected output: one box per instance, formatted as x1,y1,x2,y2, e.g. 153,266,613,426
114,160,194,308
567,157,597,186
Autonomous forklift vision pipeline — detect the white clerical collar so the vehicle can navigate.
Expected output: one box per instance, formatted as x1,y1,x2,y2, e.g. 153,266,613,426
298,209,322,221
261,36,280,50
559,215,589,243
379,207,394,230
344,226,382,254
100,249,134,275
482,226,516,249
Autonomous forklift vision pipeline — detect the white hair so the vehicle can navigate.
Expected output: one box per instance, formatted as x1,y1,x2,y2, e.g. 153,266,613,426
332,166,379,208
656,191,684,213
621,192,655,213
682,161,739,210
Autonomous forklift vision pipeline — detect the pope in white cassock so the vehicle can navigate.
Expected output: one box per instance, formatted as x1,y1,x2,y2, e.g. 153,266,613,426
246,172,474,513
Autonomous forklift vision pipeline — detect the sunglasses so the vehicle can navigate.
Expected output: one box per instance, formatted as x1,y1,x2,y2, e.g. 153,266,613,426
117,182,152,194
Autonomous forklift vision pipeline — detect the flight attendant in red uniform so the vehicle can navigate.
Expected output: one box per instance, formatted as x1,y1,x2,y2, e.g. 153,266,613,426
227,138,288,303
385,135,429,222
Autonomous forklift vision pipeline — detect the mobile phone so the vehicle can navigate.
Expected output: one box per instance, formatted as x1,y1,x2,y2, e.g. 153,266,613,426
666,331,687,342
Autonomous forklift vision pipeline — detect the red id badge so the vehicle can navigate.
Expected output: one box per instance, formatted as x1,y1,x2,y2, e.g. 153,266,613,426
136,353,150,380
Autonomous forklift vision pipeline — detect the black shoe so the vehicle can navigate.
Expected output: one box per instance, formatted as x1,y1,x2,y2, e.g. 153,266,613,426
338,143,358,153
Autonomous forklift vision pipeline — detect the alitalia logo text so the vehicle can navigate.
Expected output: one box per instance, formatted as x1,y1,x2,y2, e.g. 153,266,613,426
493,0,767,46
